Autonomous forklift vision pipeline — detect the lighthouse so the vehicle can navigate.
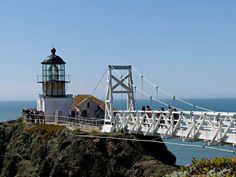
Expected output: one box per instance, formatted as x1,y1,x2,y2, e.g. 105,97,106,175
37,48,73,119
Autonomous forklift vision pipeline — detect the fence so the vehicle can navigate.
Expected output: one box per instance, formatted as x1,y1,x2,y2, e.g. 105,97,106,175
22,113,104,131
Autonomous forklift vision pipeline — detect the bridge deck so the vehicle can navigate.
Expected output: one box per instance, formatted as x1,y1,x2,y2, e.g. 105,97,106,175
22,110,236,145
104,110,236,145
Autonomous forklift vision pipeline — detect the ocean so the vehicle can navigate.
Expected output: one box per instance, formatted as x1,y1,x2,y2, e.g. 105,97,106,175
0,100,36,121
0,99,236,165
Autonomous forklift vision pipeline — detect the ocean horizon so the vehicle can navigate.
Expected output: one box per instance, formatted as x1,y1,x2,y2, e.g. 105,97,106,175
2,98,236,121
0,98,236,165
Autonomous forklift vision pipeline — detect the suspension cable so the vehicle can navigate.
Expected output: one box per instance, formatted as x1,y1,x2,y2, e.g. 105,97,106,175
110,65,184,111
132,67,213,112
91,69,108,96
77,69,108,117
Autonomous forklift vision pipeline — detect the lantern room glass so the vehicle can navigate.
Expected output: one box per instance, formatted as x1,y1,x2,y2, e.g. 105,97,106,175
42,64,65,82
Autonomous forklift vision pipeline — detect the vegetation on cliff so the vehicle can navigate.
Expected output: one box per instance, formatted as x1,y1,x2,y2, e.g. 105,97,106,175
184,157,236,176
0,118,177,177
166,157,236,177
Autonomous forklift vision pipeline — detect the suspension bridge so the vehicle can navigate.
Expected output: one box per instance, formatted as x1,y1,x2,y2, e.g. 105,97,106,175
23,65,236,147
102,65,236,146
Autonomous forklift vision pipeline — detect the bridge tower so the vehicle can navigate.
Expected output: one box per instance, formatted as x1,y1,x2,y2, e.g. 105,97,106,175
102,65,135,132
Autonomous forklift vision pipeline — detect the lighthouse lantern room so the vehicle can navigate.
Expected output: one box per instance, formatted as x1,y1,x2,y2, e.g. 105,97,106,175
37,48,73,118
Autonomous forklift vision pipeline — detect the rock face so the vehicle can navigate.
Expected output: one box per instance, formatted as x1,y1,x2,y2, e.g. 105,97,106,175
0,119,177,177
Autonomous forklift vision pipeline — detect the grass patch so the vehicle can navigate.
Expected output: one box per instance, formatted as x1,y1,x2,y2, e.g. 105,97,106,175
27,124,65,134
73,128,81,134
27,124,66,141
16,117,25,125
90,129,102,136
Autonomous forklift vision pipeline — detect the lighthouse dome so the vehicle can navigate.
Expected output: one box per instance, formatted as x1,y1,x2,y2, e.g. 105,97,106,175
41,48,66,64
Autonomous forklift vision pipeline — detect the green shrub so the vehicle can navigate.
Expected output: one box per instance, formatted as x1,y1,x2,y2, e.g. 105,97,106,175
142,155,154,161
184,157,236,175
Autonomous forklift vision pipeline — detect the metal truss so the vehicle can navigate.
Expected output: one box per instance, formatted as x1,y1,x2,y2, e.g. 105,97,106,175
104,65,135,125
113,110,236,145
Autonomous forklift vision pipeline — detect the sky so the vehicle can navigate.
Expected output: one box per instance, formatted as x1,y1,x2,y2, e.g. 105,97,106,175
0,1,236,100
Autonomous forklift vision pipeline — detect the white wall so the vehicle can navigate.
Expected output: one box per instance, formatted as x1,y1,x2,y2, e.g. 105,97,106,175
37,94,73,120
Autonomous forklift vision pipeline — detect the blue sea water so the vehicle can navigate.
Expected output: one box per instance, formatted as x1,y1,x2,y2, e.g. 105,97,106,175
0,100,36,121
0,99,236,165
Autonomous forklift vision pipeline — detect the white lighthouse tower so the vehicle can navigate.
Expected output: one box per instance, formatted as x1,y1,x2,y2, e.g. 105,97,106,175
37,48,73,120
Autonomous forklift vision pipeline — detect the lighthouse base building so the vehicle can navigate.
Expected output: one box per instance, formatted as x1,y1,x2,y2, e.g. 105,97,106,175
37,95,73,117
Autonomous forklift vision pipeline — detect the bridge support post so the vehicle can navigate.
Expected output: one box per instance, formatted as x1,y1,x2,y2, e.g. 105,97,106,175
102,65,135,133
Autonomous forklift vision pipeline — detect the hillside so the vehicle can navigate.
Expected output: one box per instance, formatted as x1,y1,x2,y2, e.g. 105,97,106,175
0,119,177,177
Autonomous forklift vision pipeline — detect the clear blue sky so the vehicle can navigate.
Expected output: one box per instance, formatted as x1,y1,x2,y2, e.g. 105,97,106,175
0,1,236,100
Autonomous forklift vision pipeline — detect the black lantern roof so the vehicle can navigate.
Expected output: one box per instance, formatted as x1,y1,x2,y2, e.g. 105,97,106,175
41,48,66,64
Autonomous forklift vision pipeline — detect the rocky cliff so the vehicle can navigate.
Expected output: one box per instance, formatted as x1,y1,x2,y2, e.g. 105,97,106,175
0,119,177,177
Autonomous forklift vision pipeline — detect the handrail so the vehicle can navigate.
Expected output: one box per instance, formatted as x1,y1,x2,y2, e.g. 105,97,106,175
114,110,236,117
22,113,104,128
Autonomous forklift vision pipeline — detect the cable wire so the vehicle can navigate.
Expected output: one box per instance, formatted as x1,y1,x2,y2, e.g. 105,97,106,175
74,134,236,153
76,69,108,117
132,67,213,112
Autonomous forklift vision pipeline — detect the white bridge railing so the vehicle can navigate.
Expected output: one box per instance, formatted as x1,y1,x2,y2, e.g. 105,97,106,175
22,110,236,145
112,110,236,145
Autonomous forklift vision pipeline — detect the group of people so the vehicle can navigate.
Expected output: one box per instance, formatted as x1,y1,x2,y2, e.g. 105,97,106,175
140,105,179,120
70,105,103,118
141,105,152,118
167,106,179,120
69,108,89,118
22,109,45,123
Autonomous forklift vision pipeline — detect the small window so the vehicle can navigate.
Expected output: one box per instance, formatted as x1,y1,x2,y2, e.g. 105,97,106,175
87,102,90,108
